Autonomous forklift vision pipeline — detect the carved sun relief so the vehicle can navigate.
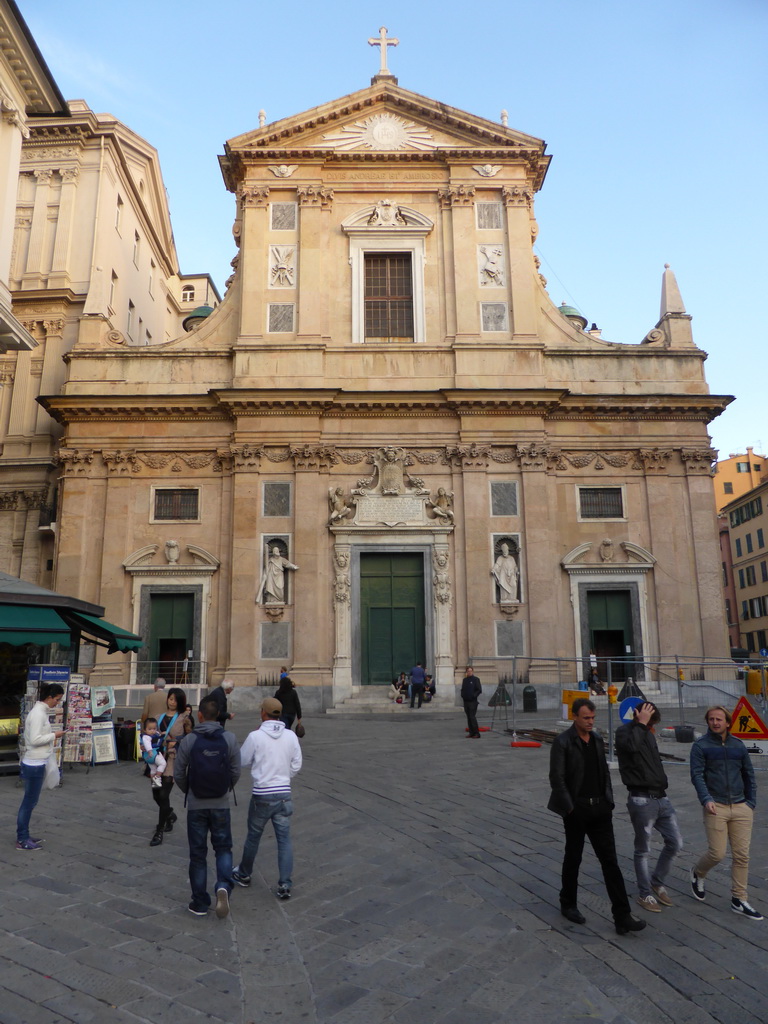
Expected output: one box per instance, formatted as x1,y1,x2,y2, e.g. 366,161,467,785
321,114,437,151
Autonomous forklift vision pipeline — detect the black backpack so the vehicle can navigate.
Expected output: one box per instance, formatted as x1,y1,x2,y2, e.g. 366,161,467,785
187,728,232,800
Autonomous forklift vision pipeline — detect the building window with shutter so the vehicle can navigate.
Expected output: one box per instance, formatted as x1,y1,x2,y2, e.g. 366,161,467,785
364,253,414,341
577,487,625,520
152,488,200,522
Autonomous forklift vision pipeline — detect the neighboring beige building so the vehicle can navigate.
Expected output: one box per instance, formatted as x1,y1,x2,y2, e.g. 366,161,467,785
713,447,768,513
722,482,768,655
718,514,740,651
1,95,200,588
0,0,67,352
37,68,732,704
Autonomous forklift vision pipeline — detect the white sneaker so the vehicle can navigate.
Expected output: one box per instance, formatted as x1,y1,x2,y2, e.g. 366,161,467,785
690,867,705,901
731,897,763,920
636,894,662,913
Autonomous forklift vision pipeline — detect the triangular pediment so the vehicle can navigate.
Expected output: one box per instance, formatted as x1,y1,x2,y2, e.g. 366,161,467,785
221,83,549,185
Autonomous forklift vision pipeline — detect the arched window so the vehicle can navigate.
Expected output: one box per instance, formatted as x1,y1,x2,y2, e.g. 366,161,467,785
182,285,195,302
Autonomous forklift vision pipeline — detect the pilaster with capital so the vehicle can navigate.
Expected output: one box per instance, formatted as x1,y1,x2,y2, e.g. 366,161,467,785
432,545,454,687
24,168,53,279
331,544,353,697
439,185,477,340
238,185,271,336
502,184,537,335
50,165,80,286
35,318,69,435
296,187,332,344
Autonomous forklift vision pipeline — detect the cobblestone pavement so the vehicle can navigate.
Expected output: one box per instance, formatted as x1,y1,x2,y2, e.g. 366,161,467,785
1,704,767,1024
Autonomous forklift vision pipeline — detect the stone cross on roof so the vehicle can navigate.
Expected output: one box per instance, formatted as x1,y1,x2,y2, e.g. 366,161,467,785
368,26,399,80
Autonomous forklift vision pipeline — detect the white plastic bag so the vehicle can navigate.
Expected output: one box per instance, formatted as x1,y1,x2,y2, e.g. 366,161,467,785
44,752,60,789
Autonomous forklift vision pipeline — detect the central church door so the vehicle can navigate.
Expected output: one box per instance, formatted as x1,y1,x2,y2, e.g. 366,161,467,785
360,553,425,684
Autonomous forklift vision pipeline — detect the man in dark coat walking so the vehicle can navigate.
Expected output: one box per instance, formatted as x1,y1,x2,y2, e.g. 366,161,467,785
548,697,646,935
460,666,482,738
208,679,235,728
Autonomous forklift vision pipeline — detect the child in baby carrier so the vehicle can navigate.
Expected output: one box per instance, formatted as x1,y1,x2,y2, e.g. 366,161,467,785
141,718,167,787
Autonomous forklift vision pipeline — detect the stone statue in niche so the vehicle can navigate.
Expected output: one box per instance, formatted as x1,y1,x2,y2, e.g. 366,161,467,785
479,245,505,287
270,245,295,287
165,540,180,564
256,544,299,605
367,198,406,227
492,540,519,604
328,486,355,525
427,488,455,523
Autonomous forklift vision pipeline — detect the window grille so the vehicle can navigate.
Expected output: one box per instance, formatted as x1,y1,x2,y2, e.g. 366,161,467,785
579,487,623,519
364,253,414,340
154,489,199,520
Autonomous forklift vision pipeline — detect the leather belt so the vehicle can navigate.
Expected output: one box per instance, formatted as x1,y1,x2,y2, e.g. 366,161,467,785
629,789,666,799
577,796,602,806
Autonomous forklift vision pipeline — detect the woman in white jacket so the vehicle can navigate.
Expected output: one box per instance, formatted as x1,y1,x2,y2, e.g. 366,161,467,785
16,683,65,850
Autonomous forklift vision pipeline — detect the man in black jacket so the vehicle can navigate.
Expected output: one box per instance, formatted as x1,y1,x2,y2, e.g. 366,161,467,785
548,698,645,935
208,679,235,728
460,666,482,738
615,702,683,914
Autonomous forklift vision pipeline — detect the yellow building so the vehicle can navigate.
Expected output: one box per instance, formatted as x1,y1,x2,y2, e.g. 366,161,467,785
32,58,731,705
713,447,768,513
722,482,768,655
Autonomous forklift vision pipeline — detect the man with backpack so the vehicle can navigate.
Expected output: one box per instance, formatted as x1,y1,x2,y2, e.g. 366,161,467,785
174,696,241,918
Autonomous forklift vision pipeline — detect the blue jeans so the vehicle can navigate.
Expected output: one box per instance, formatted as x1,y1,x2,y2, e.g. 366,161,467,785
17,762,46,842
239,797,293,888
627,795,683,897
186,808,233,909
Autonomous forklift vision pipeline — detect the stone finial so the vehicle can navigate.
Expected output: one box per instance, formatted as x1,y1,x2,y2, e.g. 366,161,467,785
258,110,266,127
660,264,686,317
500,110,509,126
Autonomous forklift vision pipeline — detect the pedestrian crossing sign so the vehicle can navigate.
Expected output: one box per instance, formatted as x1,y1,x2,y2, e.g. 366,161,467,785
729,696,768,740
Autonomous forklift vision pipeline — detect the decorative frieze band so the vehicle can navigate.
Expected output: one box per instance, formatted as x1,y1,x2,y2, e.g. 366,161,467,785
51,444,710,478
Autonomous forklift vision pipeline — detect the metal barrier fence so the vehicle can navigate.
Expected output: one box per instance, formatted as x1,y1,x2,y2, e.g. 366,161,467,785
470,655,768,730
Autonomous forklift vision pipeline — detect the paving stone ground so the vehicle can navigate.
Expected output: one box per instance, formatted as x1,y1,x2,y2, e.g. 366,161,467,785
1,702,767,1024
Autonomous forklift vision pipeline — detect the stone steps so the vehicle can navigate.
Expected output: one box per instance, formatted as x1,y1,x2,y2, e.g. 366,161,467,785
325,686,462,715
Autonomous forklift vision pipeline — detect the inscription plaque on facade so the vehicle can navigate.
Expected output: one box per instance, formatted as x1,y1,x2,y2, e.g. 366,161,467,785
355,495,426,525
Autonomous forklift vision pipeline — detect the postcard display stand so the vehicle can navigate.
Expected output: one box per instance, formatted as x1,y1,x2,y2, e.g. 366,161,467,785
62,676,92,769
90,686,117,764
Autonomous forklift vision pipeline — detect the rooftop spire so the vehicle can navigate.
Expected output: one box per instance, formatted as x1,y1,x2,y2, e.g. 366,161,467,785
368,26,399,84
660,263,686,318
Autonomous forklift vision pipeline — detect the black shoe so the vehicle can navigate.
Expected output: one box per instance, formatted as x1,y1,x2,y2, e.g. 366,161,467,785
561,906,586,925
149,829,163,847
168,811,178,825
615,915,647,935
163,819,174,833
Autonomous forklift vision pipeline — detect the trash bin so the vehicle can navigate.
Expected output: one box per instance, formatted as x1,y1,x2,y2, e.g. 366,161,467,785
523,684,537,712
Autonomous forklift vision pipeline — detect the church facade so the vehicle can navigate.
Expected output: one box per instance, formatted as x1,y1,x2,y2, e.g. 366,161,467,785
37,70,729,703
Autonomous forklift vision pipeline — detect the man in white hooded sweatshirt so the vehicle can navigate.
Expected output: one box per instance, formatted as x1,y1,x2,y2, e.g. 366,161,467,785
232,697,302,899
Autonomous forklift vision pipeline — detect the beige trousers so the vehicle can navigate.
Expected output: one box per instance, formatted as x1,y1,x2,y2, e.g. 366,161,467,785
694,801,753,900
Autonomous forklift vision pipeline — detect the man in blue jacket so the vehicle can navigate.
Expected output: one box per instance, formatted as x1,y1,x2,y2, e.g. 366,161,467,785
689,705,762,920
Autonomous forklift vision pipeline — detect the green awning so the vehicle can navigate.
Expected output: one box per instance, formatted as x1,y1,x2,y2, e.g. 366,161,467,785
0,605,72,646
60,611,143,654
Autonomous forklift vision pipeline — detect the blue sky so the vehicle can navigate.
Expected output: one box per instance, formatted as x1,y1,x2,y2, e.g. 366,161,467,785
24,0,767,457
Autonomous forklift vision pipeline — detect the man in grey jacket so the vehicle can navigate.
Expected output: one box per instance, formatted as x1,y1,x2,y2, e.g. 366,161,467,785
174,696,241,917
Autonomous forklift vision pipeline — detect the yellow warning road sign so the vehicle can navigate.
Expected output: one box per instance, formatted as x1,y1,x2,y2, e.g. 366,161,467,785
730,696,768,740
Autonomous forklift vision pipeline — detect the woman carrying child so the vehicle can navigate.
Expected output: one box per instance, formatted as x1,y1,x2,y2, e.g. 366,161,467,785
149,687,193,847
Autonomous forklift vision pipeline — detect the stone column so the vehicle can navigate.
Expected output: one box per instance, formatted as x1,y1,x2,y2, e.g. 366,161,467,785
35,319,66,436
0,103,27,304
290,451,330,681
226,450,262,679
518,449,561,656
502,185,537,337
5,345,34,452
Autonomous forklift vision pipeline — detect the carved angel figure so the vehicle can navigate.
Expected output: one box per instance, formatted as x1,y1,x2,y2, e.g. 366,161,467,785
367,199,406,226
472,164,502,177
328,486,354,525
427,487,455,522
268,164,298,178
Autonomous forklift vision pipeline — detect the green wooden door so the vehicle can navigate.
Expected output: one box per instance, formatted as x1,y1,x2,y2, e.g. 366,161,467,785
149,594,194,683
587,590,632,680
360,553,425,684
